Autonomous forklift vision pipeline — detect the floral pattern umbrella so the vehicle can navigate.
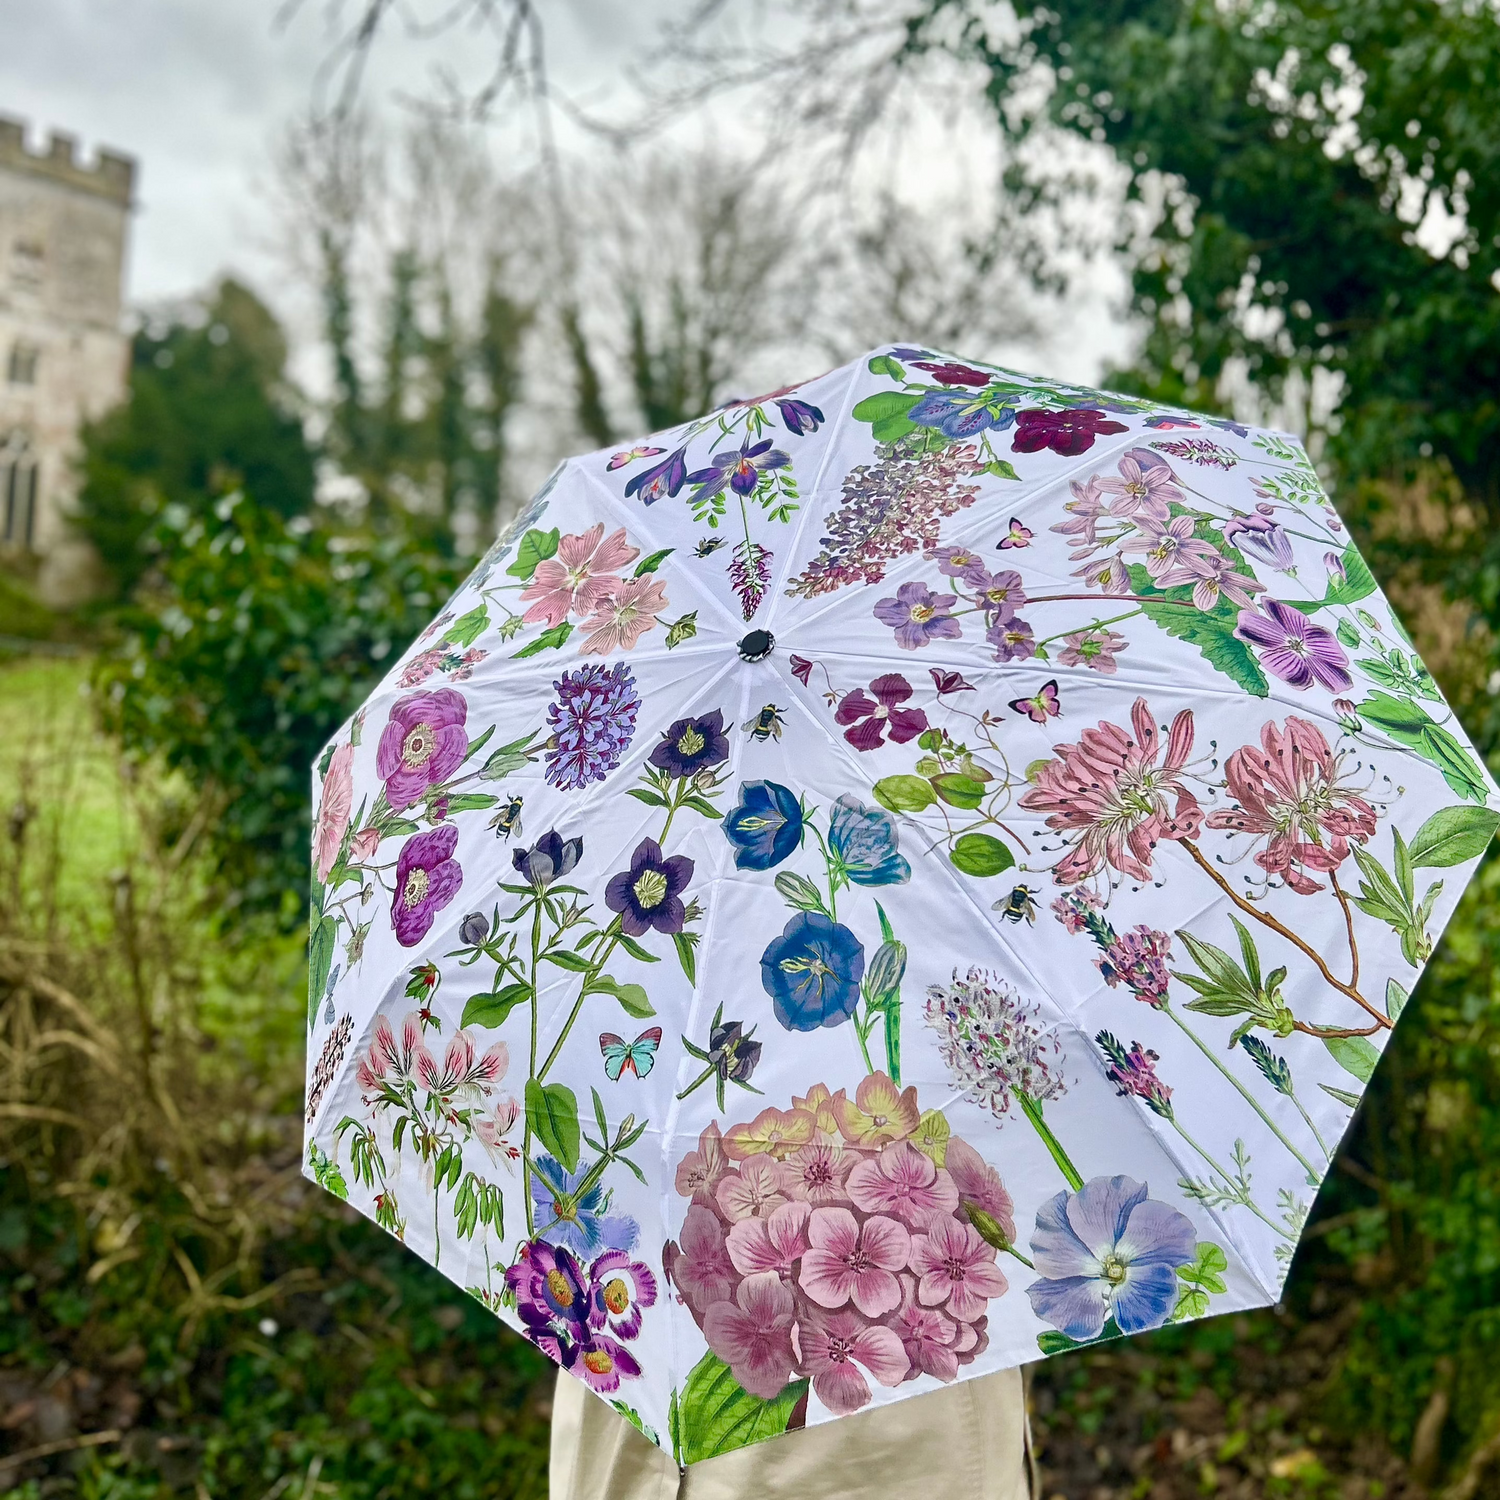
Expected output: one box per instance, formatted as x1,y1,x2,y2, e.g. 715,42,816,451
304,346,1499,1463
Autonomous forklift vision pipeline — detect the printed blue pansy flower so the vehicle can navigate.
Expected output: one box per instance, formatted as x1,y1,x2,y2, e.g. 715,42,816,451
723,781,804,871
623,446,689,504
531,1154,640,1257
760,913,866,1032
829,794,910,887
908,387,1017,440
1025,1175,1196,1341
687,438,790,502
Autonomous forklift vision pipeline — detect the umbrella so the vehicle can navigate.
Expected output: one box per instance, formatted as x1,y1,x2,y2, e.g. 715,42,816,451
303,345,1498,1463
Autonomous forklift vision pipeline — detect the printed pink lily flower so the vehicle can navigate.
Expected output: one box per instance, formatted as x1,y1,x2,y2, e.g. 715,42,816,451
801,1206,910,1318
1018,697,1203,885
415,1028,507,1100
520,522,639,627
1158,551,1265,612
703,1272,799,1400
313,742,354,883
1122,514,1220,581
474,1095,521,1169
908,1214,1010,1321
356,1011,433,1095
793,1307,910,1415
1206,715,1377,893
846,1140,959,1231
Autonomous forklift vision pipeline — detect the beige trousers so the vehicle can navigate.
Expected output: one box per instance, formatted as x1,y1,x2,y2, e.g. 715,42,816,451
548,1367,1035,1500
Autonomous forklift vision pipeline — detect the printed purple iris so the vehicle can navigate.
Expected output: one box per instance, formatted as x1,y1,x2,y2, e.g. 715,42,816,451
375,689,469,811
391,825,463,946
623,446,689,504
776,398,825,435
545,663,641,790
605,837,694,937
1234,599,1353,692
1027,1175,1196,1341
873,581,962,650
687,438,790,502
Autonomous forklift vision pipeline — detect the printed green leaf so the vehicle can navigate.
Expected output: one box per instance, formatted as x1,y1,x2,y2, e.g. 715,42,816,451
1320,546,1378,606
675,1351,808,1465
673,930,698,986
542,949,595,972
634,548,674,577
851,389,922,443
586,975,656,1019
308,916,335,1031
1385,978,1409,1021
1407,805,1500,868
441,793,499,814
866,353,906,380
873,775,937,813
506,527,559,581
513,621,572,659
1036,1316,1125,1356
665,612,698,649
1323,1034,1379,1084
442,605,489,646
461,982,531,1030
1336,618,1361,650
931,773,987,810
1127,564,1269,697
525,1079,580,1172
1355,692,1491,803
985,459,1021,481
949,832,1015,877
1320,1082,1363,1109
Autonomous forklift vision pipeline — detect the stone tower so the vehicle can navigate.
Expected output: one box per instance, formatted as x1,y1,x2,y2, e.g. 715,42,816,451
0,117,134,603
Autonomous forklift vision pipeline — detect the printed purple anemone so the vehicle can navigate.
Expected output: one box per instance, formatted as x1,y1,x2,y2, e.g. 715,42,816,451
605,838,694,937
391,825,463,947
375,689,469,811
873,582,962,650
1234,599,1353,692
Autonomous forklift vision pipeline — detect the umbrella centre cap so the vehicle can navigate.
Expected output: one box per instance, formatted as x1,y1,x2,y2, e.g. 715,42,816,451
738,629,774,662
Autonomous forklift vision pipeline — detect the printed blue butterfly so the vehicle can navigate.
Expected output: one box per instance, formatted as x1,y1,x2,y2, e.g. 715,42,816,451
599,1027,662,1081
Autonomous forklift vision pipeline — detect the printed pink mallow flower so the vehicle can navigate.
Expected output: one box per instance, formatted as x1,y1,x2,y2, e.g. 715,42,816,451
944,1136,1017,1250
726,1201,812,1278
780,1140,854,1206
578,576,668,655
1206,715,1378,894
909,1214,1010,1321
800,1206,910,1318
520,522,638,626
703,1273,798,1400
1019,697,1203,885
672,1205,737,1314
793,1308,909,1415
1098,447,1182,523
313,742,354,882
674,1122,728,1202
715,1156,791,1222
846,1140,959,1231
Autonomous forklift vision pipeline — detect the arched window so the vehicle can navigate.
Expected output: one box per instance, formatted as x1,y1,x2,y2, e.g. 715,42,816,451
0,431,39,550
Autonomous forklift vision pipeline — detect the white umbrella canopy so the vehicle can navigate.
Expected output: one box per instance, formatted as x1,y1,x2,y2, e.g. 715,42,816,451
303,345,1498,1463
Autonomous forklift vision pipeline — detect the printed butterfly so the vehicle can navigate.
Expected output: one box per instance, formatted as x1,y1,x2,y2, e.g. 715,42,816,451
1009,680,1062,724
606,445,666,472
599,1027,663,1081
998,517,1033,550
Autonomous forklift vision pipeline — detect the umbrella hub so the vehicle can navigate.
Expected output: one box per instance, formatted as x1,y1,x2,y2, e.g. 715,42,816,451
737,629,774,662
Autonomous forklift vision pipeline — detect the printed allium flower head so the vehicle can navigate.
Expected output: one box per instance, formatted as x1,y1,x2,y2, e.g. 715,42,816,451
874,581,962,650
391,825,463,946
1097,447,1182,521
1027,1175,1196,1341
520,522,639,627
835,673,928,751
376,689,469,812
1018,697,1203,885
1206,715,1378,893
545,662,641,790
667,1081,1014,1414
924,968,1067,1121
1234,600,1353,693
313,742,354,882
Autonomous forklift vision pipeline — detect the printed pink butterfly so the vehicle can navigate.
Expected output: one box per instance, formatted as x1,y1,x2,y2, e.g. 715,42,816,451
998,517,1033,550
606,445,667,472
1009,680,1061,723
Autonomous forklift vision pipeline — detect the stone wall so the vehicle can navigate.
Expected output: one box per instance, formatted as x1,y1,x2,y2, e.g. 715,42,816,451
0,117,134,604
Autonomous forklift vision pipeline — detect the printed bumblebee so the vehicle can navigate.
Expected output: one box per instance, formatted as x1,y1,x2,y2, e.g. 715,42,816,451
487,794,523,841
744,704,786,743
694,536,726,557
993,885,1039,925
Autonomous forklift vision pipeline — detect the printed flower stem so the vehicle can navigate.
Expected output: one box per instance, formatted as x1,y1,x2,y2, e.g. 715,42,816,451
1001,1243,1035,1270
536,919,623,1083
1167,1119,1294,1241
1160,1002,1321,1182
1017,1091,1085,1192
1179,840,1389,1031
523,900,541,1236
1290,1092,1332,1162
1033,608,1143,650
1329,871,1360,992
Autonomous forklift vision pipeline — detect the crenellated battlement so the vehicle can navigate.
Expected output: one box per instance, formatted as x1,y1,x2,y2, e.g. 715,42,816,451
0,116,134,206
